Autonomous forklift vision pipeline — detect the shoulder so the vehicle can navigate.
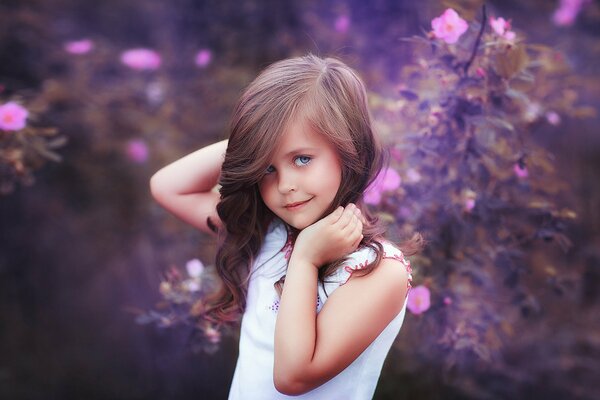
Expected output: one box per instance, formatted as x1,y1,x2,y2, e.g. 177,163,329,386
335,240,413,291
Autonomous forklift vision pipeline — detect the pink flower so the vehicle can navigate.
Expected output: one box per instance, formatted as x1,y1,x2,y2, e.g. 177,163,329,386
407,285,431,315
364,167,401,205
186,259,205,278
205,326,221,344
545,111,561,125
405,168,422,184
64,39,94,54
513,163,529,179
194,49,212,68
431,8,469,44
120,48,161,71
443,296,453,305
125,139,149,163
334,15,350,33
476,67,486,78
489,17,516,41
464,198,476,211
462,189,477,212
0,102,28,131
552,0,591,26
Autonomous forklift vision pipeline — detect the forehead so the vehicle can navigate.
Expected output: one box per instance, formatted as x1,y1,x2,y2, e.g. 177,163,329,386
272,120,333,157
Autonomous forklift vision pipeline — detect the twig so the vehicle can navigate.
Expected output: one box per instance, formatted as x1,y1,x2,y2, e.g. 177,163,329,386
464,5,487,75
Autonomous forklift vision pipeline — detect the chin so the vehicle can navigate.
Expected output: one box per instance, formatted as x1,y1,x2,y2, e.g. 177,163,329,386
282,215,316,230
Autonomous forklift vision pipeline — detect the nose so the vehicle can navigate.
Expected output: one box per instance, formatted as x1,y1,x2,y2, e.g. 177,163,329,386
277,169,296,193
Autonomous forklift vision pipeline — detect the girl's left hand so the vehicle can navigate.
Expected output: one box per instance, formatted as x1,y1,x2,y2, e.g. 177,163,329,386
292,204,363,268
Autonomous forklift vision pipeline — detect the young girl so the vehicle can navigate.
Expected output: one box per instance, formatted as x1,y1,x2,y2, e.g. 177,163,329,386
150,54,421,399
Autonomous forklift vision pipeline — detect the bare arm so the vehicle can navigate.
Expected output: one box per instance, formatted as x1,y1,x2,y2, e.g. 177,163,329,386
273,205,409,395
149,139,228,235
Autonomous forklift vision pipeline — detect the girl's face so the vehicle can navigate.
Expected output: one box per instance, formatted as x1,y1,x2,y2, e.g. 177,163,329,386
258,121,342,230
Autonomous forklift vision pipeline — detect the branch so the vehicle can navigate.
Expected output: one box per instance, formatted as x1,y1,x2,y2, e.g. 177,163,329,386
464,4,487,75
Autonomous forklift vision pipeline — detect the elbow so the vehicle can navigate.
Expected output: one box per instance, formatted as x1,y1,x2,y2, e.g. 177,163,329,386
149,172,167,203
273,373,311,396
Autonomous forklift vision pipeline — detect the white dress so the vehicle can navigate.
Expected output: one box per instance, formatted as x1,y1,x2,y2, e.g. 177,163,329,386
228,218,413,400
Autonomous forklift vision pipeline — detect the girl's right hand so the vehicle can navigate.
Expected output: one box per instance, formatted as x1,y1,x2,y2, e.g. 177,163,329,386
292,204,364,268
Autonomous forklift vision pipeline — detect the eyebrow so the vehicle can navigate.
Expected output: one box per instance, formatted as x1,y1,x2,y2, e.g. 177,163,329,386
282,147,319,158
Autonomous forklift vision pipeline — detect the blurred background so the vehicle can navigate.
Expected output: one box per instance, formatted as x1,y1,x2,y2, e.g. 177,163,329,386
1,0,599,399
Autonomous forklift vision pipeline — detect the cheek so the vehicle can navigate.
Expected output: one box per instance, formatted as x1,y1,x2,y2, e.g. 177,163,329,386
259,179,278,210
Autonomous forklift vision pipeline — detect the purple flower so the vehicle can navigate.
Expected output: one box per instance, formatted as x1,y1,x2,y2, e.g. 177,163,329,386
126,139,149,163
194,49,213,68
407,285,431,315
431,8,469,44
364,167,401,205
334,15,350,33
0,102,28,131
120,48,161,71
64,39,94,54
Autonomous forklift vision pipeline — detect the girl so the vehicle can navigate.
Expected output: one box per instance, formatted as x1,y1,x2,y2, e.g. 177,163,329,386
150,54,421,399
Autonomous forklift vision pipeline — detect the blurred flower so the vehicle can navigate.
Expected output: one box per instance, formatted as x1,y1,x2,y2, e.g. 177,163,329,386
364,167,401,205
489,17,516,41
513,163,529,179
334,15,350,33
186,259,205,278
398,206,412,219
462,189,477,212
431,8,468,44
194,49,213,68
390,147,403,162
443,296,453,305
145,81,165,105
0,102,28,131
183,279,200,292
159,281,172,296
205,325,221,344
545,111,561,125
405,168,422,184
125,139,149,163
552,0,591,26
64,39,94,54
476,67,486,78
407,285,431,315
524,102,542,123
120,48,161,71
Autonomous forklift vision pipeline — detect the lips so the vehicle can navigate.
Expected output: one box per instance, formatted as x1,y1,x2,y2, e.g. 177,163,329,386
285,198,312,209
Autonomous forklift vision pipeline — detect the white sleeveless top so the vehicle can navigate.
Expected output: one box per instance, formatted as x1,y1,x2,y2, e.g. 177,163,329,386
228,218,412,400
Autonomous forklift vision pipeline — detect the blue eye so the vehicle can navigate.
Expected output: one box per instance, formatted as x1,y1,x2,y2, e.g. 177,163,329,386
265,165,276,174
294,155,311,166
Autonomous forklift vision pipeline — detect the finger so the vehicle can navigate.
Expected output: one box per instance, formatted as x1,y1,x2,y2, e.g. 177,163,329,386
337,204,357,230
352,235,364,250
327,206,344,223
335,205,354,230
341,216,361,247
355,207,367,224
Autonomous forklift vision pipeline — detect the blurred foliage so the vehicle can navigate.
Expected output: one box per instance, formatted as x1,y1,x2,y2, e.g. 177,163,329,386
1,0,599,399
0,95,67,194
369,5,597,398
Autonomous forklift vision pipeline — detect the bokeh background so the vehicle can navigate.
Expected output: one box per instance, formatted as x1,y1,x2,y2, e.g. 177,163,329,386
1,0,599,399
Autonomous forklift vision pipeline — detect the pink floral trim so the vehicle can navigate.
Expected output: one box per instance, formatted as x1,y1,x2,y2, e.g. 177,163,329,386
280,232,293,260
341,246,413,297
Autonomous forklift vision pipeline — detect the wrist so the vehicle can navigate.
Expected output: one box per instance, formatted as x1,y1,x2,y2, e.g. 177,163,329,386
289,251,320,271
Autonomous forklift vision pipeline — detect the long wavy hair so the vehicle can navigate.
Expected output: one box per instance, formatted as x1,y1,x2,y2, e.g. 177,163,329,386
206,54,423,323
